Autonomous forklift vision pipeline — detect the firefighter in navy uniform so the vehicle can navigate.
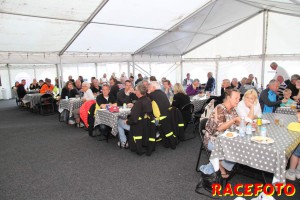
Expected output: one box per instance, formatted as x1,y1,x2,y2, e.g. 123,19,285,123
118,84,156,155
148,81,178,149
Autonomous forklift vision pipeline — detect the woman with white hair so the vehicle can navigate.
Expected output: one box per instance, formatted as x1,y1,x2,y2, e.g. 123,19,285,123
69,82,94,127
236,89,262,123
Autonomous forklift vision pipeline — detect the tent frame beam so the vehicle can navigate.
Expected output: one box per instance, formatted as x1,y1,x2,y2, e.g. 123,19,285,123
58,0,110,56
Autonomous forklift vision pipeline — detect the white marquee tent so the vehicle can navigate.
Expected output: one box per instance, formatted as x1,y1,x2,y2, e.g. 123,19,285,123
0,0,300,99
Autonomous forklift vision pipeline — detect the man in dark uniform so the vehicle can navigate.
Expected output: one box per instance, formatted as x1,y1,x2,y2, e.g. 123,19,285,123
109,78,119,100
148,81,177,149
117,84,155,155
96,85,117,140
17,79,27,98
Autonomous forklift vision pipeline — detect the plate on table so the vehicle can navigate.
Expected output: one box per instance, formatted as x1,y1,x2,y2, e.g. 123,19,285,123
222,131,239,138
69,97,76,100
236,126,256,132
251,136,274,144
119,108,131,112
253,119,270,124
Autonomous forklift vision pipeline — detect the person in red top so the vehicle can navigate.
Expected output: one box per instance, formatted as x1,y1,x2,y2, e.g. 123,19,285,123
40,78,54,94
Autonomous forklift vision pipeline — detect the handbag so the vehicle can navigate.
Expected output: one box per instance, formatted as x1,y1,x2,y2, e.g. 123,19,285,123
195,171,220,199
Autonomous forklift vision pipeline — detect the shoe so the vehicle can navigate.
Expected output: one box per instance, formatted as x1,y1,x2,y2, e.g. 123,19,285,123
296,171,300,179
68,119,75,125
286,171,296,181
117,141,129,148
77,122,84,128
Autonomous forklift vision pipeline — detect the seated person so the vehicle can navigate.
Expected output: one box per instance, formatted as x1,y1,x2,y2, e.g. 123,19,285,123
29,78,40,90
231,78,240,89
11,81,19,98
259,79,287,113
186,79,201,96
214,79,232,106
61,81,79,99
75,79,83,97
38,80,44,88
172,83,190,110
280,88,294,107
117,84,152,148
286,143,300,180
109,78,120,100
70,82,94,127
117,80,136,107
163,80,174,101
40,78,54,94
91,78,102,96
16,79,27,99
204,88,241,178
236,89,262,123
96,85,117,137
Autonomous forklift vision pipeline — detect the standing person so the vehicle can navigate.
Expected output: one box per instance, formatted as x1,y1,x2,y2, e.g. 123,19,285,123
135,73,143,85
29,78,40,90
61,81,78,99
17,79,27,98
270,62,289,81
286,74,300,101
259,79,287,113
277,75,287,100
182,73,193,88
100,73,108,85
204,72,215,93
186,79,201,96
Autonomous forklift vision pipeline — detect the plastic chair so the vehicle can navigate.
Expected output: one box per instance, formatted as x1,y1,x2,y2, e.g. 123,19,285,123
38,94,55,115
196,118,210,172
181,103,196,140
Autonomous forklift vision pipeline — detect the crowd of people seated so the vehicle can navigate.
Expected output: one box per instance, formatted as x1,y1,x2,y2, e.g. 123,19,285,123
12,63,300,162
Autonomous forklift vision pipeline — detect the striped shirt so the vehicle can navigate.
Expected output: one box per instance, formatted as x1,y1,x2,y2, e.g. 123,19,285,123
278,82,287,100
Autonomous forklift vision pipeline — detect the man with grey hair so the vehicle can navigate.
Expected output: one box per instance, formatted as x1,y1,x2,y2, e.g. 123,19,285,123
286,74,300,100
183,73,193,88
270,62,289,81
186,78,201,96
259,79,287,113
69,82,94,127
117,84,154,154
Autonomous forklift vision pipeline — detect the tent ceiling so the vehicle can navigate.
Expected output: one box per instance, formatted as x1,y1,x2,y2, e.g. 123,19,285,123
0,0,299,63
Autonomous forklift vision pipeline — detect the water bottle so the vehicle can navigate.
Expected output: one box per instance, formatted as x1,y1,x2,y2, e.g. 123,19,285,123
246,123,252,135
261,125,267,137
123,103,126,109
239,117,246,137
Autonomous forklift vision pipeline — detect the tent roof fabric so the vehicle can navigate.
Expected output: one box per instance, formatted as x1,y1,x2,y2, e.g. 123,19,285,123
0,0,299,63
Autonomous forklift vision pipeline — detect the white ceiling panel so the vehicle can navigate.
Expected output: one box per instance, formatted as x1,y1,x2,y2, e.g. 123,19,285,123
0,14,82,52
67,24,163,53
92,0,211,29
0,0,103,21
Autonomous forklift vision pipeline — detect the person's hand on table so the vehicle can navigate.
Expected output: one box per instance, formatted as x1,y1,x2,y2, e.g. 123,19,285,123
100,104,106,109
233,117,241,125
127,103,133,108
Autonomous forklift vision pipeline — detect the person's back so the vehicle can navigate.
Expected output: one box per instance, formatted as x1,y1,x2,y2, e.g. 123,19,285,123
172,92,190,110
17,84,26,98
149,89,170,118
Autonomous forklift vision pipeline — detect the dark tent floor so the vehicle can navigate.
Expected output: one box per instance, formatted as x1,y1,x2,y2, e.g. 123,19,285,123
0,99,299,200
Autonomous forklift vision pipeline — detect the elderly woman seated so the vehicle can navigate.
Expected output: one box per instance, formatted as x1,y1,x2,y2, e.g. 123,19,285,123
203,88,241,178
69,82,94,127
236,89,262,123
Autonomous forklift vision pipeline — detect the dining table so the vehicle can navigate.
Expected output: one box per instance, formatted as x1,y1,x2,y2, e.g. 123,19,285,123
94,108,131,136
210,113,300,184
59,98,83,118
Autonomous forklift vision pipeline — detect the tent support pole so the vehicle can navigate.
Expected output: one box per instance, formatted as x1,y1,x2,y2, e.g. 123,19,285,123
34,66,37,79
59,56,63,93
127,61,130,77
261,10,269,88
215,61,219,95
180,56,183,84
95,63,98,78
132,55,135,80
7,64,12,98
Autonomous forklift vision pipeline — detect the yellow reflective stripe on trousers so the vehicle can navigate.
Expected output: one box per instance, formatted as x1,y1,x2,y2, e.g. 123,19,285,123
133,136,142,143
149,138,155,142
159,116,167,120
178,123,184,127
166,132,173,137
138,117,142,120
